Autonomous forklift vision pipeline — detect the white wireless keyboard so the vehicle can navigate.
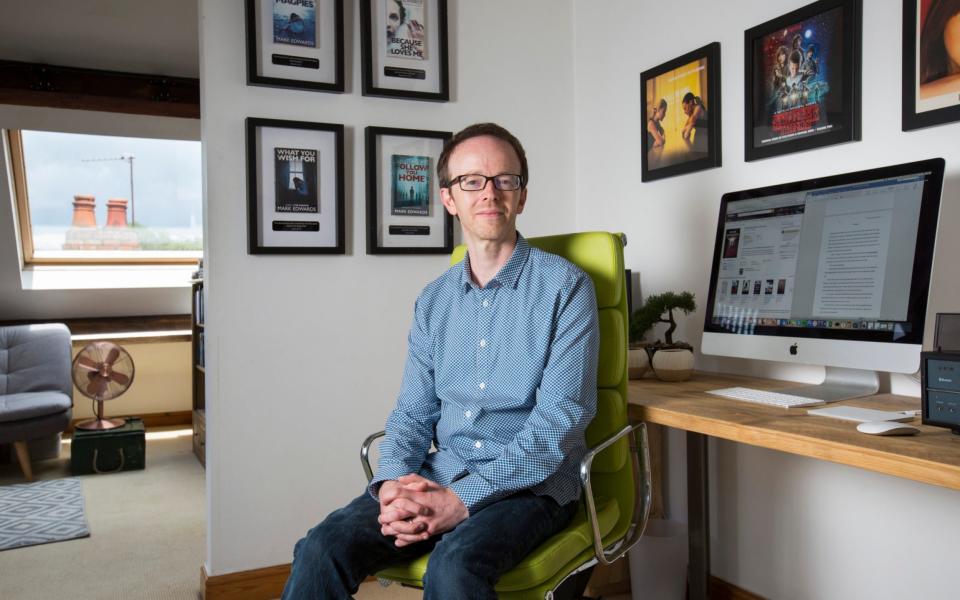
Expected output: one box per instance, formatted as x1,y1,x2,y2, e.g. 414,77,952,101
707,387,825,409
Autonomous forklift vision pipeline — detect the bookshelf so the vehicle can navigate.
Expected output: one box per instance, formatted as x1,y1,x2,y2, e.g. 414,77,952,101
191,279,205,467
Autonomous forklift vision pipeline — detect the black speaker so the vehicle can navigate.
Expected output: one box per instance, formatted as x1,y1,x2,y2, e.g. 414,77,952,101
921,314,960,434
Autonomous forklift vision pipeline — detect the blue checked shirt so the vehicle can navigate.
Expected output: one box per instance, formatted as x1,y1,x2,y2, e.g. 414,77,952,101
369,235,599,514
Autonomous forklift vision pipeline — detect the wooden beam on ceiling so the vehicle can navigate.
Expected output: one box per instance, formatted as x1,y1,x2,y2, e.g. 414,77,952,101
0,60,200,119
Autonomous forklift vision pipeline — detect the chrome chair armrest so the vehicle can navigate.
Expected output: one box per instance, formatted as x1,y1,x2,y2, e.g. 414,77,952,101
579,422,652,566
361,430,386,483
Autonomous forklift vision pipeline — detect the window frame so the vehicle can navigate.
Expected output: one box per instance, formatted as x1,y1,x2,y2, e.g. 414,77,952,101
7,129,201,266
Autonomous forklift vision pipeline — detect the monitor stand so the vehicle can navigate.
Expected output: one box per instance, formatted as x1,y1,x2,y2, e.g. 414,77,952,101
777,367,880,403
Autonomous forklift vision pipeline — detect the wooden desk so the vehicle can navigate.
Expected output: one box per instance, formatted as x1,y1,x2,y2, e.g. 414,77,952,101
627,371,960,599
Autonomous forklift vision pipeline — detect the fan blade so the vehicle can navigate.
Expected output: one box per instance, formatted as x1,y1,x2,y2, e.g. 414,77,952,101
87,378,103,396
87,371,99,382
105,347,120,366
109,371,130,386
77,355,100,371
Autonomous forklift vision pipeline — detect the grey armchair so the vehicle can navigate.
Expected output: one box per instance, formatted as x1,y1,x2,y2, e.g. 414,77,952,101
0,324,74,481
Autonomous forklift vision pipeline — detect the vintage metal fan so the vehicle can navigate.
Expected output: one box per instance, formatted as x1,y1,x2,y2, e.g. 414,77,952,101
71,341,135,430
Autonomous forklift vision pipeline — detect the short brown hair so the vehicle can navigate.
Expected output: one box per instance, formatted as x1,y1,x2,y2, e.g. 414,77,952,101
437,123,528,188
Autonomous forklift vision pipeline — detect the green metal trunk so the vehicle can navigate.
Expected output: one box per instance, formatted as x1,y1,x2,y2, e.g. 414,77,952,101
70,418,145,475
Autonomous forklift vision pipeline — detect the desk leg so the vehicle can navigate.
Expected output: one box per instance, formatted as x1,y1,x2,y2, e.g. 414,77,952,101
687,431,710,599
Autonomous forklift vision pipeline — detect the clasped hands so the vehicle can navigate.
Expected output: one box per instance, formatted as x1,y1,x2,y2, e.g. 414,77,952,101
378,474,468,547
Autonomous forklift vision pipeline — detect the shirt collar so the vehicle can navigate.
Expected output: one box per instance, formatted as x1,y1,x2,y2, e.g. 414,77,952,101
459,233,531,292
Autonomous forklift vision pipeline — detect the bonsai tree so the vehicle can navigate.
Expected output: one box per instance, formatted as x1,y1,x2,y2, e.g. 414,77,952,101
630,291,697,350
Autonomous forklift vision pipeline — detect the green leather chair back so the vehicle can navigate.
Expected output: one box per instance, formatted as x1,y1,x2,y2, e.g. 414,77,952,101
378,232,634,599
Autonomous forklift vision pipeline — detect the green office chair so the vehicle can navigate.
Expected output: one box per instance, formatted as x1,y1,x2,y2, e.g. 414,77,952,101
361,231,651,599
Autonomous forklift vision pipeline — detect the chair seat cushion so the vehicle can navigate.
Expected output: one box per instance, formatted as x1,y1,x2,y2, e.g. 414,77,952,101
0,391,72,423
377,495,621,592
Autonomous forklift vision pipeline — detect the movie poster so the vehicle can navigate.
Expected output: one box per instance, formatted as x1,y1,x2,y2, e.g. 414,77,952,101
273,0,317,48
915,0,960,110
753,7,844,147
385,0,427,60
274,147,319,213
391,155,430,216
643,57,711,171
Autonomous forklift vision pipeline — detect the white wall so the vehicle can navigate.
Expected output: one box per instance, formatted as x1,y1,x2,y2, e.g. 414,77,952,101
199,0,577,575
574,1,960,598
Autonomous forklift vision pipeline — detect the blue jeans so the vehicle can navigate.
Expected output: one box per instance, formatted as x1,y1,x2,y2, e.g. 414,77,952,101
281,489,578,600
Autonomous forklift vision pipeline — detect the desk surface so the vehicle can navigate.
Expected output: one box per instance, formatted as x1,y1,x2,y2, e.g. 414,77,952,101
628,372,960,492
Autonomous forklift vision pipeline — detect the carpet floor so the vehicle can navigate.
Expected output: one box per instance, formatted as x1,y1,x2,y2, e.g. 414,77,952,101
0,428,205,600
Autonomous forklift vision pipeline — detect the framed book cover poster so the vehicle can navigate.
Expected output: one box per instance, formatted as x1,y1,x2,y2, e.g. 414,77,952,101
903,0,960,131
360,0,450,101
744,0,861,161
365,126,453,254
246,118,344,254
245,0,344,92
640,42,722,182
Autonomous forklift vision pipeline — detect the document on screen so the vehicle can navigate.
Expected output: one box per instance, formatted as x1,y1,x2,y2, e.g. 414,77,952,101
812,206,892,318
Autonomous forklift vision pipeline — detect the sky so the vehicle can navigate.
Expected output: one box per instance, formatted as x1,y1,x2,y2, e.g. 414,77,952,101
21,130,202,229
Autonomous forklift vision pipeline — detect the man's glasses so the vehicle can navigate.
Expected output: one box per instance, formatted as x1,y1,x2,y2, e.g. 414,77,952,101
446,174,523,192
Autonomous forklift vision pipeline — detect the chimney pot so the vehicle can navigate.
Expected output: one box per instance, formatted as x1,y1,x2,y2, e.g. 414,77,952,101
106,198,129,228
71,194,97,228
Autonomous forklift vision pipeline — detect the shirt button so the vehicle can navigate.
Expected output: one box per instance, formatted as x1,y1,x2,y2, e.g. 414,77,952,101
479,339,487,348
478,382,486,390
474,441,483,449
465,410,472,418
482,300,490,307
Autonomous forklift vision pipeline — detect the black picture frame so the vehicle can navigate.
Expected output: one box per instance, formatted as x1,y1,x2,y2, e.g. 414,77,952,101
365,126,453,254
245,0,344,93
246,117,345,254
902,0,960,131
640,42,722,182
360,0,450,101
744,0,861,161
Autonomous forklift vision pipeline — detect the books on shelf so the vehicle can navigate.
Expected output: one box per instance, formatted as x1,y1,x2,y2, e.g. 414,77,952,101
193,284,204,326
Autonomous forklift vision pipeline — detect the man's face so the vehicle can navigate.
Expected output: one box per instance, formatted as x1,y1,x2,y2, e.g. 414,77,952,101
386,0,402,38
440,135,527,246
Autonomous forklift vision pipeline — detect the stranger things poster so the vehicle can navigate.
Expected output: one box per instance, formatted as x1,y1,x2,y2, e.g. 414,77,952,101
745,0,861,161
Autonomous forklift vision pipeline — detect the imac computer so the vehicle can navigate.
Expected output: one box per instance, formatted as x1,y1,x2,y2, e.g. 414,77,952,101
701,158,945,402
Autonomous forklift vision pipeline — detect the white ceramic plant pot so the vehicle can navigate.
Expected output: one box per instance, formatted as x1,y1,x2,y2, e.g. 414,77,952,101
628,346,651,379
652,348,694,382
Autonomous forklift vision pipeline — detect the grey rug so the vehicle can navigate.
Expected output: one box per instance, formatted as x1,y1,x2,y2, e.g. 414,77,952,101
0,477,90,551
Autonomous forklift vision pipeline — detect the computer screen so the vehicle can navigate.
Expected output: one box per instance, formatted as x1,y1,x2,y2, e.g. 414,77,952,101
701,158,944,400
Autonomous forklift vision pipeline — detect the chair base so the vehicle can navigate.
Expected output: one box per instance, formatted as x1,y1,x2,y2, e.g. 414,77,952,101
551,565,594,600
13,441,33,481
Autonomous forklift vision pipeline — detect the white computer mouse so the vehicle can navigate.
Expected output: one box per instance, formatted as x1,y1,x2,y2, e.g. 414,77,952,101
856,421,920,436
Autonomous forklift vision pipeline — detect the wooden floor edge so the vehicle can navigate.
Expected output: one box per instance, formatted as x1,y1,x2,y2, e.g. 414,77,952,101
199,561,392,600
711,574,766,600
202,563,291,600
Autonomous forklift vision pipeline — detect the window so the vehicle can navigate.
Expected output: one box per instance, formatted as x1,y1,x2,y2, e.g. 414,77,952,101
9,130,202,264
